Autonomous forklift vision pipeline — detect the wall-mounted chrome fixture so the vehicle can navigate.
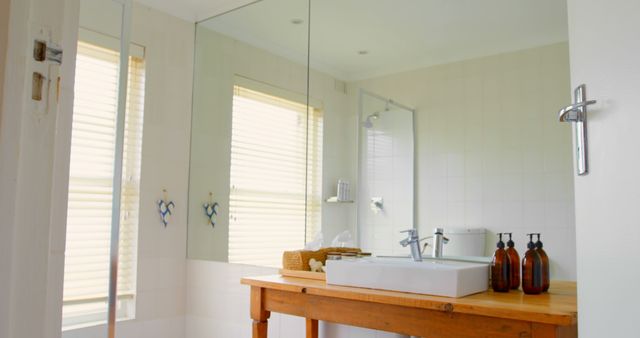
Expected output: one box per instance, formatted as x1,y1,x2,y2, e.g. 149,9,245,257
369,197,383,214
362,112,379,129
362,99,393,129
558,84,597,175
33,40,63,64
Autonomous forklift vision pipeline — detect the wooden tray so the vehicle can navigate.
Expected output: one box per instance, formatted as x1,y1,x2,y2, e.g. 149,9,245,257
279,269,326,281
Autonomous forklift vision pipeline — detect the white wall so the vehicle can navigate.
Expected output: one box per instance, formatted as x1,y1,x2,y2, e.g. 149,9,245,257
0,0,8,117
352,43,577,280
0,0,78,337
567,0,640,336
62,3,194,338
0,1,11,336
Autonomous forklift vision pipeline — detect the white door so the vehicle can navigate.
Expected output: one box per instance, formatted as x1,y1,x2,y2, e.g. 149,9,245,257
567,0,640,336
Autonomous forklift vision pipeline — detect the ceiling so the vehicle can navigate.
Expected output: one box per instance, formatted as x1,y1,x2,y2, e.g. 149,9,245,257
142,0,569,81
309,0,569,80
135,0,255,22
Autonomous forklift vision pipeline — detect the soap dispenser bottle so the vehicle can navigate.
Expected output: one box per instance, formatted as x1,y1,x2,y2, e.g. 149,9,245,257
522,234,543,295
491,233,510,292
504,233,520,290
535,233,550,292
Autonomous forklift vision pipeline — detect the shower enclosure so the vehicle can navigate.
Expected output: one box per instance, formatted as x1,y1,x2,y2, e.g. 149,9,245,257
358,90,415,256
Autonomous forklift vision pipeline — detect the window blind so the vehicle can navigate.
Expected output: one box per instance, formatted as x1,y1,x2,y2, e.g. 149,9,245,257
62,41,145,329
228,85,323,267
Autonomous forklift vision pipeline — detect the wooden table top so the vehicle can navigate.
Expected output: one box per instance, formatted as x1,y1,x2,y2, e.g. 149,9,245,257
241,275,577,326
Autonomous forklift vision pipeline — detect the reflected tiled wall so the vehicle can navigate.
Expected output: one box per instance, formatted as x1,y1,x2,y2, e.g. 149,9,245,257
354,43,576,280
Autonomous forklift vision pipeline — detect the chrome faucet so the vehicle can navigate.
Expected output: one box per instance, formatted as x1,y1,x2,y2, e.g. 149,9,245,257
400,228,450,261
430,227,449,258
399,229,423,262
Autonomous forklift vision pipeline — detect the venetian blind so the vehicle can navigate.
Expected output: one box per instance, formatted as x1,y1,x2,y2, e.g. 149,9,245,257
62,40,145,329
228,85,323,267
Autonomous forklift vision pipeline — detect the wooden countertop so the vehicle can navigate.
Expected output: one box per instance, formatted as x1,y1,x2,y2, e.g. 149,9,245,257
241,275,577,326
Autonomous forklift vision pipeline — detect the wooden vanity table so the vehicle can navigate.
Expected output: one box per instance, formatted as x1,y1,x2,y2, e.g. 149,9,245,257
241,275,577,338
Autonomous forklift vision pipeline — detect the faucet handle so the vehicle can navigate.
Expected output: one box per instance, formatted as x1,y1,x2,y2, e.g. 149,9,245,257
400,229,418,237
433,228,449,243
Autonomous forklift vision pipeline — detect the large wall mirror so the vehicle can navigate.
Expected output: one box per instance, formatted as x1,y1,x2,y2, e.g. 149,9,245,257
187,0,312,264
188,0,576,280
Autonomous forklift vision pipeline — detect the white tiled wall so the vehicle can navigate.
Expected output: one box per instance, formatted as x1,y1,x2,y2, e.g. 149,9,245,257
185,260,404,338
352,42,576,280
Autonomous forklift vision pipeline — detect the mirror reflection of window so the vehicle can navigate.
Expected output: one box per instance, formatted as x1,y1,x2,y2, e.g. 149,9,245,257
228,85,323,267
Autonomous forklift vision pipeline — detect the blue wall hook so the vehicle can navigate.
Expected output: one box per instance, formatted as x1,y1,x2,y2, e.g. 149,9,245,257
203,192,219,227
157,189,175,227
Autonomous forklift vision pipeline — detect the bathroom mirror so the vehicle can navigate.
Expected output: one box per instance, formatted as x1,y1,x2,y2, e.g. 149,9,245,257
187,0,311,264
188,0,577,279
307,0,576,278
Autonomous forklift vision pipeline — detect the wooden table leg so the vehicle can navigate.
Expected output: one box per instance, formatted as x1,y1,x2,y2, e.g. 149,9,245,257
306,318,318,338
532,323,577,338
251,286,271,338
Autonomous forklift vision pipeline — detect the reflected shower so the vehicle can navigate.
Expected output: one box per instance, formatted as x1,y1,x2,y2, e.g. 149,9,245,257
362,100,390,129
362,112,380,129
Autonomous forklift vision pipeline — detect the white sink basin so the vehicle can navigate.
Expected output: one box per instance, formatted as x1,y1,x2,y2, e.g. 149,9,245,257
325,257,489,298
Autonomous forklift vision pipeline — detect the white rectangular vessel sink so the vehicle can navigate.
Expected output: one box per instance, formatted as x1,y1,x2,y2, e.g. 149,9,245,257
325,257,489,298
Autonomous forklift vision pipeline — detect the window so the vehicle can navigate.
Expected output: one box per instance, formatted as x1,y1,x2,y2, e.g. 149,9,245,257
228,84,323,267
62,40,145,329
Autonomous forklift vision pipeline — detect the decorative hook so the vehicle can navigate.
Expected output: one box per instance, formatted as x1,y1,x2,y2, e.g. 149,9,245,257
157,189,175,227
203,192,219,228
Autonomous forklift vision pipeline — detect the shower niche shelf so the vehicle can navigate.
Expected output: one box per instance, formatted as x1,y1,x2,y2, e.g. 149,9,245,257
325,197,354,203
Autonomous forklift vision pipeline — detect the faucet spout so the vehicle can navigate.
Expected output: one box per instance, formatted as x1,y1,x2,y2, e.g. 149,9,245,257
432,227,449,258
399,229,422,262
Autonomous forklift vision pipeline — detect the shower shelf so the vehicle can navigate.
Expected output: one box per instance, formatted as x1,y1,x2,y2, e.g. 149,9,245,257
324,197,354,203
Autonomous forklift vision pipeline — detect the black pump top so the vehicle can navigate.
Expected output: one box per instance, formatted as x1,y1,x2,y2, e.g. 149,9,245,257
526,233,536,250
505,232,515,248
496,233,505,249
535,233,544,249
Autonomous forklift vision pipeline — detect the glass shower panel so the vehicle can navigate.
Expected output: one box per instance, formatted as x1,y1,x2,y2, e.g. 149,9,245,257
358,92,414,256
63,0,132,336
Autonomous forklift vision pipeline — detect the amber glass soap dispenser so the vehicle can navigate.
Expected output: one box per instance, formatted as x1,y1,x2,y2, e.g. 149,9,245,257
504,233,520,290
535,233,550,292
522,234,543,295
491,233,510,292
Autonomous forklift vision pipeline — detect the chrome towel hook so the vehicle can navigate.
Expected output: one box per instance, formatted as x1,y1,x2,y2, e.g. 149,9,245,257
558,84,597,176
